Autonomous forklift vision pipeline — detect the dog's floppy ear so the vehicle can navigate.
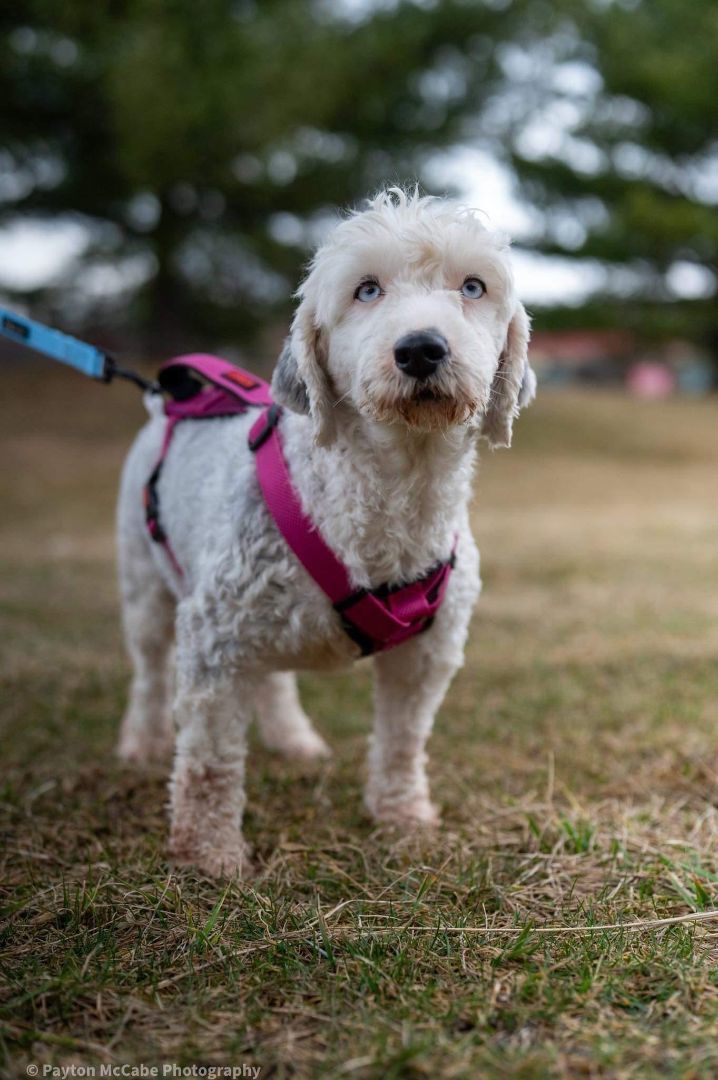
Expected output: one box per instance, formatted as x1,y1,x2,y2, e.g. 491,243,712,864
271,297,336,446
271,338,311,416
480,301,534,449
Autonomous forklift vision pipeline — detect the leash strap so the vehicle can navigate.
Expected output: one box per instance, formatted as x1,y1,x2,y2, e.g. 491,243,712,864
0,306,110,379
0,305,159,391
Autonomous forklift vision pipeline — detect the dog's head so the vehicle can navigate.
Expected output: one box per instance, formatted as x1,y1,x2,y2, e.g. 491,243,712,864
272,188,535,447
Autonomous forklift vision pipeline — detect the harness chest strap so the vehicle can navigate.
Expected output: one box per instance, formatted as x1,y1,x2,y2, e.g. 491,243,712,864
247,405,456,655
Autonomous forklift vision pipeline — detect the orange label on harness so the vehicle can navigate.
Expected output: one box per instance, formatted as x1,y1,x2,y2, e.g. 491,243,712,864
225,370,258,390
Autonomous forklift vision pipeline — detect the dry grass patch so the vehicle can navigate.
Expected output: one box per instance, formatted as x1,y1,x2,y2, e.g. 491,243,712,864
2,366,718,1077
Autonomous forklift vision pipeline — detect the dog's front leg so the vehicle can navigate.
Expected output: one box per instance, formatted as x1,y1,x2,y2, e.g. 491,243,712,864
167,602,256,877
168,665,254,877
365,530,480,829
366,638,462,828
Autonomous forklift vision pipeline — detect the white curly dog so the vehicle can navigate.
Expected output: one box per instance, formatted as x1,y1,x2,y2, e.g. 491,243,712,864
116,190,535,877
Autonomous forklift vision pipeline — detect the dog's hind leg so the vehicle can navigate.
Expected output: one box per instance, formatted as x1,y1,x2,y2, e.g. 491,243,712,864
254,672,330,761
117,532,176,765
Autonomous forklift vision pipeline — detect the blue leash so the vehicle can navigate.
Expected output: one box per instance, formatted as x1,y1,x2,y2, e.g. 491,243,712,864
0,305,160,392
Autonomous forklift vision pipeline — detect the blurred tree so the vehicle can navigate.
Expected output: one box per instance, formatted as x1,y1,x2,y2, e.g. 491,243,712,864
509,0,718,362
0,0,534,354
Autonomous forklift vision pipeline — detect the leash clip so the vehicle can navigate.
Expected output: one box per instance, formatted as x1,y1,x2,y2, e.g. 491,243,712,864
104,355,162,394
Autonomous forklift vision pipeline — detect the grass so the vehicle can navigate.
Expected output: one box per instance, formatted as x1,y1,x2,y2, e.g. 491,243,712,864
2,362,718,1077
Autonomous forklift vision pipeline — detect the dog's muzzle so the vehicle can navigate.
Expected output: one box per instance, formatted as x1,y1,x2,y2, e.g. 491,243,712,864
394,329,449,381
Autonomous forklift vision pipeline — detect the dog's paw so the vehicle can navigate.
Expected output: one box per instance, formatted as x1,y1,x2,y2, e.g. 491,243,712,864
259,717,331,762
277,730,332,762
116,729,174,766
366,793,440,829
169,838,254,879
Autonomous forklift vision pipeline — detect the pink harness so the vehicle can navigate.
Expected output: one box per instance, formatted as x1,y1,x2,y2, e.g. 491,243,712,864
145,354,455,655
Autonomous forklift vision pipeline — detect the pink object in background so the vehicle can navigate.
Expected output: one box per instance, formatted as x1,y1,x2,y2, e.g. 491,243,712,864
626,361,676,398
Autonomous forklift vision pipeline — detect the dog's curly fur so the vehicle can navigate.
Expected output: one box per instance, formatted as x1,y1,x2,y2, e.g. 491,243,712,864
116,189,535,877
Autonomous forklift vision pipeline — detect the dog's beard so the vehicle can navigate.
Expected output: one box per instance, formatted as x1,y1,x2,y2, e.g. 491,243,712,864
370,393,475,430
359,366,485,431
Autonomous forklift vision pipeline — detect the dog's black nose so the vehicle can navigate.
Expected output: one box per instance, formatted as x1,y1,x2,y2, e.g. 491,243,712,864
394,330,449,381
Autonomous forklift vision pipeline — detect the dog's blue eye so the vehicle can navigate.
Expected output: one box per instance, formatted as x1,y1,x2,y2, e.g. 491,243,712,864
355,280,382,303
461,277,485,299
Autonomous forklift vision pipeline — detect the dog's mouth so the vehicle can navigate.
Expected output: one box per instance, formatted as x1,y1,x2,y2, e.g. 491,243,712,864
362,366,483,430
413,385,448,404
368,389,478,431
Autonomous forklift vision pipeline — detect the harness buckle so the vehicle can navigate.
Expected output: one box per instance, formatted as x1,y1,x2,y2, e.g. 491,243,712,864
144,466,166,543
248,403,283,452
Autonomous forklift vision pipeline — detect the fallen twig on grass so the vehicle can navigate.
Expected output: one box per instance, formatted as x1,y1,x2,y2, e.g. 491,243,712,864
153,907,718,989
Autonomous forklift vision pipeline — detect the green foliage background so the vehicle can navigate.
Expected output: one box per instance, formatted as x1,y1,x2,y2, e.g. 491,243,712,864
512,0,718,352
1,0,715,360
